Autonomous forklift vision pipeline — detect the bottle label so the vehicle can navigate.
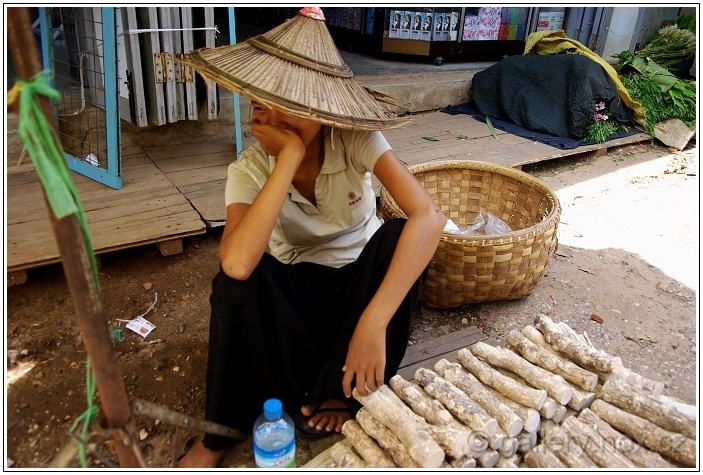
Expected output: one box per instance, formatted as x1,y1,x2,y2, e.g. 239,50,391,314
254,438,295,468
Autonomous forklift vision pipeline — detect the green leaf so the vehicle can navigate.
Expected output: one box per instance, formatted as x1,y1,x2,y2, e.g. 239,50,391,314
632,57,678,92
456,135,467,140
486,116,499,140
421,136,440,142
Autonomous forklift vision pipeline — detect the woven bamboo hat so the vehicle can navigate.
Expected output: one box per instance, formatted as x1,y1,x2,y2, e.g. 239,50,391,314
182,7,408,131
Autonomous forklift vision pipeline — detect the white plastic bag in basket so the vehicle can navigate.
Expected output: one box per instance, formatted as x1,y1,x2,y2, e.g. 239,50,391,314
445,211,512,236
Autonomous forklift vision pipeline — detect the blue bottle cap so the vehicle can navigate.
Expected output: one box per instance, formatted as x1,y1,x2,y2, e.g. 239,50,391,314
263,398,282,420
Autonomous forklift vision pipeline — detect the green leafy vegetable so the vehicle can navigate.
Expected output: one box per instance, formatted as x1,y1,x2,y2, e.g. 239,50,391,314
485,116,498,140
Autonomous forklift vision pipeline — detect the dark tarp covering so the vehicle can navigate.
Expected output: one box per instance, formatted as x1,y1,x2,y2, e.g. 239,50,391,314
471,53,633,140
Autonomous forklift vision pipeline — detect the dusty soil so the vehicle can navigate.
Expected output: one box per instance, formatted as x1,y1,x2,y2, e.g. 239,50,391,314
5,141,698,468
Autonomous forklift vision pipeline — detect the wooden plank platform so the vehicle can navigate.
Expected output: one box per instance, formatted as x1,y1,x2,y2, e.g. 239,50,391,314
6,110,651,278
398,325,499,381
6,147,206,274
141,111,651,228
384,110,651,169
143,141,235,227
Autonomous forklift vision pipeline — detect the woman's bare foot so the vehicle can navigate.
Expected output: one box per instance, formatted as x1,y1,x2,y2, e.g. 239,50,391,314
300,399,352,434
176,435,225,468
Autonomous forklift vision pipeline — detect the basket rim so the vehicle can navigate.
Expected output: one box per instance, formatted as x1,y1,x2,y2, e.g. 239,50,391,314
381,159,561,244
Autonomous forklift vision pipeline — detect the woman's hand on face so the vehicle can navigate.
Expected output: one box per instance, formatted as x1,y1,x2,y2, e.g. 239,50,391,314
251,122,305,161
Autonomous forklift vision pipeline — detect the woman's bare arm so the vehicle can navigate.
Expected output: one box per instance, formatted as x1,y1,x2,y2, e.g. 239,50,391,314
342,149,446,398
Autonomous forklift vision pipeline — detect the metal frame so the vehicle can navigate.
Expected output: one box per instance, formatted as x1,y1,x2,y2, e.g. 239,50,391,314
41,7,122,190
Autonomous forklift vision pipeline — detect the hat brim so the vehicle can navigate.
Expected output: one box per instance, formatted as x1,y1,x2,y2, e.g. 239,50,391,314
182,41,410,131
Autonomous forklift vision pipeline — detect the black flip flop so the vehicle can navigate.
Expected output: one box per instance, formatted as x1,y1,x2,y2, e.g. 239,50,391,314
176,435,198,463
294,407,352,440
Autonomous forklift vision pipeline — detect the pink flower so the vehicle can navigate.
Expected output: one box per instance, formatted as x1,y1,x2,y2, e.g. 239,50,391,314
596,101,606,111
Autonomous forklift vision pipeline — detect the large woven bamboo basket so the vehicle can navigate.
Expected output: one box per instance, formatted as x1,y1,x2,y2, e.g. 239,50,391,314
380,160,561,308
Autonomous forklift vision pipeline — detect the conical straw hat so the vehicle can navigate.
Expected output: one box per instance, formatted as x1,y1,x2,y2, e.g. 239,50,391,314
182,7,409,131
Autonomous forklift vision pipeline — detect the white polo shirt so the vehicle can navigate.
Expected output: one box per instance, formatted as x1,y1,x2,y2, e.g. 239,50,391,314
225,128,392,267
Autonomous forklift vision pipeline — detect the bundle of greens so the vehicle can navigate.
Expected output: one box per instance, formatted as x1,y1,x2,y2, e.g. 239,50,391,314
614,19,696,134
620,57,696,133
634,23,696,70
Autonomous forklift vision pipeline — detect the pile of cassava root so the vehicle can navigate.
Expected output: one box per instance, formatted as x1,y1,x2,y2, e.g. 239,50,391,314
317,314,697,469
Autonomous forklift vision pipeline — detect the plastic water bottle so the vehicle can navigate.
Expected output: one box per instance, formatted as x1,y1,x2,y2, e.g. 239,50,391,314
253,398,296,468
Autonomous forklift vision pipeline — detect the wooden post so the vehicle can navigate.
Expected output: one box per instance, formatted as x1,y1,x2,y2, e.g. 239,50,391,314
355,408,420,468
434,359,524,437
495,454,521,468
457,348,547,410
341,420,396,468
534,315,619,376
447,454,476,468
476,448,499,468
7,7,143,468
543,425,598,468
551,404,568,423
385,378,471,459
524,446,567,468
483,385,541,433
414,368,498,437
590,399,696,467
600,374,696,439
516,429,538,454
577,408,675,468
330,440,366,468
471,341,573,405
510,328,598,392
561,415,637,468
388,375,457,427
352,387,445,468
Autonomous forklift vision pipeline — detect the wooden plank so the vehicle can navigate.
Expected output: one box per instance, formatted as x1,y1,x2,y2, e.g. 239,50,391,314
142,140,234,160
120,7,148,127
6,163,38,176
158,7,178,123
178,178,226,198
397,326,488,381
139,7,166,126
203,7,218,120
6,144,206,274
190,195,225,224
146,150,232,174
7,202,201,252
7,179,181,223
180,7,198,121
7,211,204,273
377,111,651,193
170,7,186,122
163,166,229,189
403,326,484,367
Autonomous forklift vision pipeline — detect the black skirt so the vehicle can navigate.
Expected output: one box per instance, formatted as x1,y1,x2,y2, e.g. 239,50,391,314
202,218,423,450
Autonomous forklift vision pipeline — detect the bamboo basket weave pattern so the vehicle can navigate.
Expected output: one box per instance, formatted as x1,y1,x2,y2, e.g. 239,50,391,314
380,161,561,308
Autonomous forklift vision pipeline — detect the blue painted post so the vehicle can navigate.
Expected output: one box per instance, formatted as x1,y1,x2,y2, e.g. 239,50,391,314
101,7,123,188
38,8,54,86
228,7,243,157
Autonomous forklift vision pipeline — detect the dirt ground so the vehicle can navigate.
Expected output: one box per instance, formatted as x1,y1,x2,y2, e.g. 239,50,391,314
5,141,698,469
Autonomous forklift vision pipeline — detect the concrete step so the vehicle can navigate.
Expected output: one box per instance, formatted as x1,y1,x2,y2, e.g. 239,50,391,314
217,68,486,126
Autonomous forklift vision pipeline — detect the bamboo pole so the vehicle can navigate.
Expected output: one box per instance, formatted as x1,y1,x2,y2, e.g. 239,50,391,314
131,399,246,440
7,7,143,468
